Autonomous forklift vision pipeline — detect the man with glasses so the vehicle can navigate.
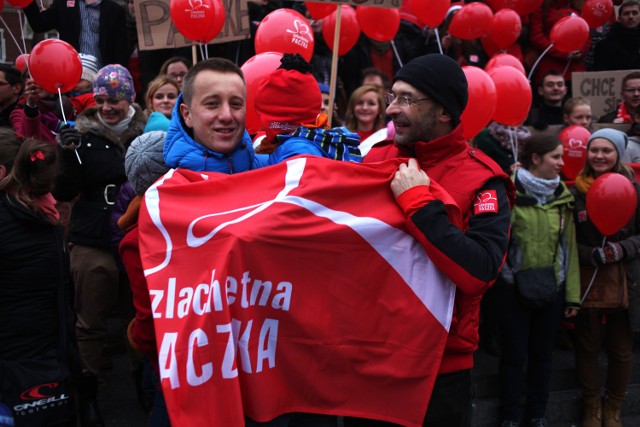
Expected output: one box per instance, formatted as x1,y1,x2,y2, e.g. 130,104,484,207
345,54,514,427
599,71,640,123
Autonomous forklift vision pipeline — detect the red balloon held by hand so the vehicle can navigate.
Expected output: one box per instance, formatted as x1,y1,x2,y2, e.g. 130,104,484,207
255,9,315,62
586,173,638,236
550,15,590,53
29,39,82,93
558,125,590,179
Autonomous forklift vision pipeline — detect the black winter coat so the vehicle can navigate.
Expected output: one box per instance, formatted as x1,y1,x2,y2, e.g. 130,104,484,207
53,106,146,249
593,23,640,72
23,0,130,68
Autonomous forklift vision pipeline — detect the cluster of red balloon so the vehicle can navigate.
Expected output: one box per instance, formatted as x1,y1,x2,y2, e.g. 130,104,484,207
587,173,637,236
460,54,531,139
170,0,225,44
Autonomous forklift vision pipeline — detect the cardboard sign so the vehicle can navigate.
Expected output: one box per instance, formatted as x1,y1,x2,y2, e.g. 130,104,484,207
291,0,402,8
133,0,250,51
572,69,640,123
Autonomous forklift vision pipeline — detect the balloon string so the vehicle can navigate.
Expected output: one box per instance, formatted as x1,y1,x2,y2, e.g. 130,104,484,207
0,16,25,57
527,43,554,82
435,28,443,55
57,87,68,125
563,57,573,76
509,125,518,161
580,236,607,305
390,40,403,68
17,11,31,76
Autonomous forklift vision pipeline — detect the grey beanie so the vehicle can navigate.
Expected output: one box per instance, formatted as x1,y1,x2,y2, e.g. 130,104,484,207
588,128,628,158
125,131,170,195
393,54,468,124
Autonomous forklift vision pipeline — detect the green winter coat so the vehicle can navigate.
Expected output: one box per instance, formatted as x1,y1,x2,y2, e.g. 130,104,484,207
505,175,581,309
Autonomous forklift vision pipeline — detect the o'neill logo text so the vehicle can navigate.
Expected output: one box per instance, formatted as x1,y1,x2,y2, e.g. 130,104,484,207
474,190,498,214
14,383,69,415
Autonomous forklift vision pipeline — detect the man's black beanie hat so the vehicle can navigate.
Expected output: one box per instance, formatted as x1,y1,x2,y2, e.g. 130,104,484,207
393,54,468,124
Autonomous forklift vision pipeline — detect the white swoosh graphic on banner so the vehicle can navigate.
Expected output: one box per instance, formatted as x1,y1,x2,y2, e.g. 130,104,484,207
144,158,454,330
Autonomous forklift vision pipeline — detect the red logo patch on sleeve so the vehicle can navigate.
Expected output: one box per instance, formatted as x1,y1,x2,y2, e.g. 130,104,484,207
578,210,588,222
473,190,498,214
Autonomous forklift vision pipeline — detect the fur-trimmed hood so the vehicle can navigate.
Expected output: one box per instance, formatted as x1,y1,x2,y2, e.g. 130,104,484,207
74,104,147,149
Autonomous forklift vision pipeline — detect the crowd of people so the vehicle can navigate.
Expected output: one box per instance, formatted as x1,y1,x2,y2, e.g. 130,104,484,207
0,0,639,427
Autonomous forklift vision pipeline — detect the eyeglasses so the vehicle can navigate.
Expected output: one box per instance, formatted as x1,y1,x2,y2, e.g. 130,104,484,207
168,72,187,80
384,92,430,108
623,88,640,94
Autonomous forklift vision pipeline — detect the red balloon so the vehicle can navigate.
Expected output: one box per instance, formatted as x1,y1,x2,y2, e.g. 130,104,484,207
485,53,526,75
7,0,32,8
15,53,29,73
513,0,543,16
240,52,284,134
489,9,522,49
486,0,520,11
587,173,638,236
488,65,531,126
322,6,360,56
170,0,225,44
582,0,613,29
305,2,336,20
559,125,591,179
29,39,81,93
550,15,590,53
356,6,400,43
461,66,497,140
255,9,315,62
407,0,451,27
449,3,494,40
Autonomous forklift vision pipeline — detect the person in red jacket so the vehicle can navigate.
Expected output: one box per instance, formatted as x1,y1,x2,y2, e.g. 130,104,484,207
344,54,515,427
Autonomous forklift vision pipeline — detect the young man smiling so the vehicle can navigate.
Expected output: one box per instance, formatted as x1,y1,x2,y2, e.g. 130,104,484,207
163,58,265,172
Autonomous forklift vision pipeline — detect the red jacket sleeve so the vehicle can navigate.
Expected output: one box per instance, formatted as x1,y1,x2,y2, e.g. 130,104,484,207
119,226,159,371
403,178,512,296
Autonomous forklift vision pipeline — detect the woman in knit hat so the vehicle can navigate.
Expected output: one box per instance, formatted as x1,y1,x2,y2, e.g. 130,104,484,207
254,53,362,165
53,63,147,427
571,128,640,427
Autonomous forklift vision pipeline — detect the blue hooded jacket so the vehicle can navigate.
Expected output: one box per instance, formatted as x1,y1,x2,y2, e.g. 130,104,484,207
164,94,267,172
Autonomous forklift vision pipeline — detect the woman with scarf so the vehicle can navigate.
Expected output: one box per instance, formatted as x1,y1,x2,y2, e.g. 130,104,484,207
571,128,640,427
496,134,580,427
53,64,146,427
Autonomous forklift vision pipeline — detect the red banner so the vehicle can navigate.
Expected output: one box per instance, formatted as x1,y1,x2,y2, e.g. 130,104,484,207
138,156,456,427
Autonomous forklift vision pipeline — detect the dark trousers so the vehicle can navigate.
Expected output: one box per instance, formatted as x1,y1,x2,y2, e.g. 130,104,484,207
343,369,473,427
495,281,564,422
